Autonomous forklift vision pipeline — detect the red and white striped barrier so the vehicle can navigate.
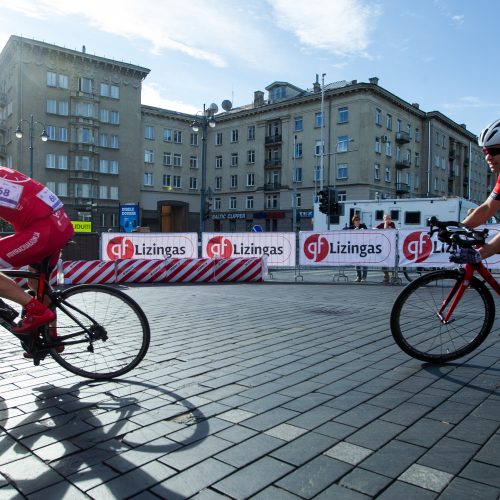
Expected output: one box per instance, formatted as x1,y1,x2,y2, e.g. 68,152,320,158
214,258,264,282
62,260,116,284
162,258,216,283
12,265,57,288
115,259,166,284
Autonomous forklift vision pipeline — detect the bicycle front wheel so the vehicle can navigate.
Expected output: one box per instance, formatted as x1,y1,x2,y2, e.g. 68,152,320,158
390,269,495,363
50,285,150,379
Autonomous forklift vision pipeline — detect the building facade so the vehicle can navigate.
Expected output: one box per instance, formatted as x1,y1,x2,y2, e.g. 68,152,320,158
0,36,489,234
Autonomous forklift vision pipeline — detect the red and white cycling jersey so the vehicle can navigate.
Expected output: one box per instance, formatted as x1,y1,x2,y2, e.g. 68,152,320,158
0,166,63,231
490,174,500,201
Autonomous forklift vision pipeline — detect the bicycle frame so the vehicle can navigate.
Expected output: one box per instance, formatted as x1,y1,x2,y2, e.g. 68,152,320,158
438,262,500,324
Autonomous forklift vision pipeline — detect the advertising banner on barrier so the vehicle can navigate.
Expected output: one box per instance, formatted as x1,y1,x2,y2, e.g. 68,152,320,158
201,232,296,267
398,225,500,269
299,230,397,267
101,233,198,261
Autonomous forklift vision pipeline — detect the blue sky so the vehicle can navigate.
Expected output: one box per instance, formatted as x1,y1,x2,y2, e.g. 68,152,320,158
0,0,498,136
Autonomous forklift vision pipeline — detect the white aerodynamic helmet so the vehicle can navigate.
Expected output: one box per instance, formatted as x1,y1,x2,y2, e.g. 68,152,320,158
478,119,500,147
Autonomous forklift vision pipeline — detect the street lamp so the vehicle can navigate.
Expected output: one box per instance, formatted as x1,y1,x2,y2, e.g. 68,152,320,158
15,114,48,179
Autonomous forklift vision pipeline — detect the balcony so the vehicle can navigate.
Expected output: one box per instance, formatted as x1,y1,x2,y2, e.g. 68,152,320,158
395,159,411,169
0,92,6,106
0,145,6,157
395,182,410,194
449,149,456,159
264,159,282,168
265,134,282,145
70,143,97,154
68,170,99,181
0,118,6,131
395,131,410,144
263,182,283,191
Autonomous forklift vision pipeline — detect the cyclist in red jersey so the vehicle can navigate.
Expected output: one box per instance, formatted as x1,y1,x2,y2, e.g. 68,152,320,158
0,167,74,339
462,119,500,260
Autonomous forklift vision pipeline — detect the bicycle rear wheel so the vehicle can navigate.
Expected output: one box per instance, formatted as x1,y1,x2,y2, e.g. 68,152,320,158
50,284,150,379
390,269,495,363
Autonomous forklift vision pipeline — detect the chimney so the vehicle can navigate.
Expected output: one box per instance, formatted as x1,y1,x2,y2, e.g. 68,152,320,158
313,74,321,93
254,90,264,107
82,45,86,53
369,77,379,85
411,103,420,109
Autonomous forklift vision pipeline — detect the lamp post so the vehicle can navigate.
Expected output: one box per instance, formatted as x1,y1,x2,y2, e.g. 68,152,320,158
191,104,217,234
15,114,48,179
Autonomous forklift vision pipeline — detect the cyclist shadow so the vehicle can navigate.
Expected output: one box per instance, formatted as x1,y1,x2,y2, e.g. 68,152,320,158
0,379,210,497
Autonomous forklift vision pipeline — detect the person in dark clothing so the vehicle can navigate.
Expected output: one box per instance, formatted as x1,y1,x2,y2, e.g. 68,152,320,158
347,215,368,282
375,213,396,283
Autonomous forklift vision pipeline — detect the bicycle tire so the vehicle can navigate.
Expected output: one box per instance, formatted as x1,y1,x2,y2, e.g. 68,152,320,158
390,269,495,363
49,284,150,379
402,268,424,283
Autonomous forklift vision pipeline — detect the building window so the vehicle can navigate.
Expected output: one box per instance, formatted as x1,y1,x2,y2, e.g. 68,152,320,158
338,107,348,123
374,163,380,180
173,153,182,167
214,198,221,210
144,172,154,186
247,173,255,186
145,125,155,140
385,167,391,182
46,154,56,169
163,152,172,166
415,128,420,143
58,127,68,142
190,156,198,169
231,153,238,167
58,155,68,170
386,114,392,130
246,196,254,209
110,161,119,174
79,77,93,93
215,155,223,168
163,128,172,142
294,116,303,131
190,133,198,146
47,72,57,87
247,150,255,164
293,167,302,183
99,185,108,199
315,112,323,128
337,136,349,152
385,141,392,157
315,140,324,157
173,175,181,188
215,132,223,146
144,150,154,163
163,174,172,188
100,160,109,173
247,125,255,140
229,197,237,209
189,177,197,190
215,176,222,190
375,108,382,126
58,182,68,197
230,174,238,188
47,99,57,114
266,194,279,209
337,163,348,179
110,111,120,124
46,126,56,141
231,129,239,142
415,152,420,167
173,130,182,143
375,137,381,154
295,142,303,158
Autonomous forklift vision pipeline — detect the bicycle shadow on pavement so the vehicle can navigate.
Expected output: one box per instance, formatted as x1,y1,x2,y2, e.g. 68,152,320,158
0,378,210,498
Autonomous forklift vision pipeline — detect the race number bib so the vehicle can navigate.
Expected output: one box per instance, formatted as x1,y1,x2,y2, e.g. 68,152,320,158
36,187,63,211
0,179,23,209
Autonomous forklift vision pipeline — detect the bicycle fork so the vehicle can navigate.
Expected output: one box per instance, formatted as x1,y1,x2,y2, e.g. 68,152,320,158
437,266,475,324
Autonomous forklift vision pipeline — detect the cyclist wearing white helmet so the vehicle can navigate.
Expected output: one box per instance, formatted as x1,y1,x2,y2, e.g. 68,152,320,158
462,118,500,259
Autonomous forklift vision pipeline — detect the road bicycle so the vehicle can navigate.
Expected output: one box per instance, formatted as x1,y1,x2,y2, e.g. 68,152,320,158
0,255,150,380
390,218,499,363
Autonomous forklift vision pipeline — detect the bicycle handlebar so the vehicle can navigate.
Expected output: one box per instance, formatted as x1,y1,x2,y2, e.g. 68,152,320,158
427,217,488,248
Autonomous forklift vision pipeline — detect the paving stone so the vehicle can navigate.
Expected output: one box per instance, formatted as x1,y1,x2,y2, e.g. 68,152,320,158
345,419,405,450
241,407,299,431
376,480,438,499
282,393,332,412
333,403,388,428
438,476,500,500
264,423,308,441
360,440,426,478
313,483,371,499
215,434,284,468
397,418,452,448
446,415,499,445
472,398,500,421
324,441,373,464
25,480,89,499
425,401,475,425
213,456,293,498
151,458,235,499
473,433,500,466
398,463,453,492
276,455,351,497
459,460,500,488
339,467,393,496
215,424,258,443
314,421,357,440
240,393,292,413
217,409,255,423
286,405,342,430
270,432,336,467
322,390,373,411
417,437,480,474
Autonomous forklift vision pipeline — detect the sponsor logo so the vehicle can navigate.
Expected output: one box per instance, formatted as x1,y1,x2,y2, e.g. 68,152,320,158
106,236,135,260
303,234,330,262
206,236,233,258
403,231,433,263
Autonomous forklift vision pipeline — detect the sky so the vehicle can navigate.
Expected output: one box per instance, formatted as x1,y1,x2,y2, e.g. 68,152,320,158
0,0,498,136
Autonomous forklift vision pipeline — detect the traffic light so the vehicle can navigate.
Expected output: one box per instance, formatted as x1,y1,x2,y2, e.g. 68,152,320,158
318,190,329,214
329,189,340,215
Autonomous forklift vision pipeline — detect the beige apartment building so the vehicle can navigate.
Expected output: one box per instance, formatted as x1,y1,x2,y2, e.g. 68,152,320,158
0,36,489,234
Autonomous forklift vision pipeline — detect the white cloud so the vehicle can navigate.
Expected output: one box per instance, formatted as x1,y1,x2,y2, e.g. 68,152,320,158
141,82,199,114
451,14,464,26
442,96,499,110
269,0,381,56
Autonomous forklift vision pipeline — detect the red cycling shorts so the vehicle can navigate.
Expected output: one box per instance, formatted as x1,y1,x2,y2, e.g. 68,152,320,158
0,209,74,269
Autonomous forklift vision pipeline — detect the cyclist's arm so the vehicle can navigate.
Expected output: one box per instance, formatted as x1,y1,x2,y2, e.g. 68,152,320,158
462,196,500,228
479,232,500,259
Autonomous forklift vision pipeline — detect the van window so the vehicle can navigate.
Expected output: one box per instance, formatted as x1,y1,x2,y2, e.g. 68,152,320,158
390,210,399,221
375,210,384,221
405,211,421,224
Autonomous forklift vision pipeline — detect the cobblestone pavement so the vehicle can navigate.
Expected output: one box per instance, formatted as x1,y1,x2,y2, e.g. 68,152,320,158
0,279,498,499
